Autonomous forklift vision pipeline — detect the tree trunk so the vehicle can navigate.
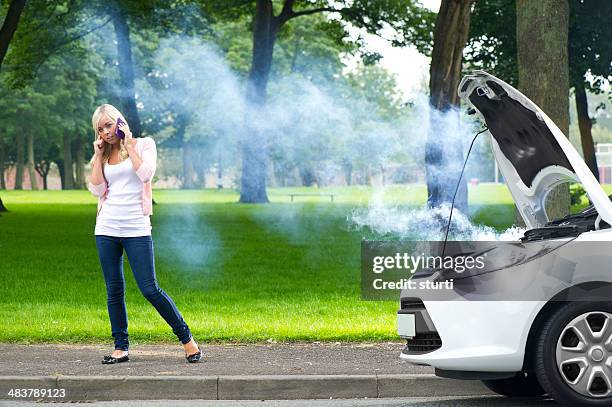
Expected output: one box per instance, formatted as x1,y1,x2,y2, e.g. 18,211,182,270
0,0,26,70
62,134,74,189
425,0,474,213
111,3,142,137
344,162,353,186
182,143,196,189
26,133,38,190
165,113,192,190
517,0,570,222
217,151,224,188
266,161,276,188
15,133,24,190
196,149,207,188
298,166,316,187
35,161,50,190
56,159,65,190
239,0,277,203
575,81,598,181
74,138,86,189
0,139,5,189
271,160,284,187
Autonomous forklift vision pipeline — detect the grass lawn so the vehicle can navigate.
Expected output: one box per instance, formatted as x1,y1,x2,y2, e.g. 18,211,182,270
0,183,582,344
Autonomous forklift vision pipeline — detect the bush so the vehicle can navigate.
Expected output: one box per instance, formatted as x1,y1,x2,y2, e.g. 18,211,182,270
570,184,587,206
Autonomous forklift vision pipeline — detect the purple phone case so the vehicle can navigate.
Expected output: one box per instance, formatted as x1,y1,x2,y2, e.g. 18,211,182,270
115,118,126,139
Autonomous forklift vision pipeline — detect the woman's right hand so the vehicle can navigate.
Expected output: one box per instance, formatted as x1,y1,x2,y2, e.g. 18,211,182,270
93,135,105,157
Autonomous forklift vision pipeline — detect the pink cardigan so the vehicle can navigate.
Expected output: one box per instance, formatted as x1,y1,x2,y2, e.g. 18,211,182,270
87,137,157,217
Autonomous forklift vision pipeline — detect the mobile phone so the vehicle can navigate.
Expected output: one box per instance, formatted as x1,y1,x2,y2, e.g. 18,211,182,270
115,118,126,139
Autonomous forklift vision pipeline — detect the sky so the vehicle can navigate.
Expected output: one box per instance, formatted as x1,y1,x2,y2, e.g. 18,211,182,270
346,0,441,101
360,31,430,100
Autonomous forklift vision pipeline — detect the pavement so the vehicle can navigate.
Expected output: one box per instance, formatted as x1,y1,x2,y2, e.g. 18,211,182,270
0,342,495,402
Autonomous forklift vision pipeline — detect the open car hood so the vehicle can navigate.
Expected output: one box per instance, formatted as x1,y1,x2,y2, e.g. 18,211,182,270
458,71,612,229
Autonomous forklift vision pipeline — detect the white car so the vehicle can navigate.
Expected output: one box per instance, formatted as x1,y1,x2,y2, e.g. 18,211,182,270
398,71,612,406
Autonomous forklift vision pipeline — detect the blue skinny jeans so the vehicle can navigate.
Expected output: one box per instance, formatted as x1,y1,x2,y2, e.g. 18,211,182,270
95,235,192,350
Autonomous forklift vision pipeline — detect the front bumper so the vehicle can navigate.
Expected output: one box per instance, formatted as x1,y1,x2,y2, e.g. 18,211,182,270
398,298,442,355
398,298,546,372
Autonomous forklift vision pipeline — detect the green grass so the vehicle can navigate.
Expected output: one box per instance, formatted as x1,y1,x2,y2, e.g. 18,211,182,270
0,184,519,344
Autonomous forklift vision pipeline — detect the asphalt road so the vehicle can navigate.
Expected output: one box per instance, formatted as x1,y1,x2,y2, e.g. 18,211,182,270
0,396,557,407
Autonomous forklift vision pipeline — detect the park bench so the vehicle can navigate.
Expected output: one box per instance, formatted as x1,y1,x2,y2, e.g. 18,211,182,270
288,193,335,202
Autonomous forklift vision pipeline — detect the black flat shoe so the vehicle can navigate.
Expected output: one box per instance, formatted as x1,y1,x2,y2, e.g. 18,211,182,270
101,353,129,364
185,347,202,363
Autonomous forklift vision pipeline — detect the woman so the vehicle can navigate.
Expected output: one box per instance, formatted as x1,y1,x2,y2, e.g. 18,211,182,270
88,104,201,364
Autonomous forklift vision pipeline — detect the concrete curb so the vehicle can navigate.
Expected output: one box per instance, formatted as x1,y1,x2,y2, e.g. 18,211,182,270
0,374,495,401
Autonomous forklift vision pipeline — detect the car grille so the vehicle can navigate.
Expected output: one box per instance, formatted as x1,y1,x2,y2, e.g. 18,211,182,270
405,332,442,354
401,299,425,310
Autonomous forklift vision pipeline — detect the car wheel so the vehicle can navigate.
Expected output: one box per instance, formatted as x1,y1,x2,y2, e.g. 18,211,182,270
481,372,545,397
535,302,612,406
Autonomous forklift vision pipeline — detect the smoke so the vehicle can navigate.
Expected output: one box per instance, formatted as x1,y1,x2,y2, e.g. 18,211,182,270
133,36,495,192
153,204,225,277
129,35,508,249
342,93,519,242
350,196,525,241
139,37,245,150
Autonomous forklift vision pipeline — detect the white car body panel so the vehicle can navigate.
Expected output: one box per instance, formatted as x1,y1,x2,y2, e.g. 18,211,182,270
400,300,546,371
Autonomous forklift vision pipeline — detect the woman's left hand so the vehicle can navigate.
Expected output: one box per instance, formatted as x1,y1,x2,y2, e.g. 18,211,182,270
119,121,135,150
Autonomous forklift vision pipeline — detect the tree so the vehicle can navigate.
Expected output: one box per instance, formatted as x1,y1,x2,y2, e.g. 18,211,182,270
274,14,354,83
34,142,59,190
425,0,474,212
137,34,243,189
6,0,211,133
267,13,357,187
341,63,407,186
0,0,26,70
0,87,53,191
516,0,570,220
99,2,213,189
2,1,107,191
0,39,98,190
90,0,194,138
0,138,6,189
2,0,211,193
464,0,517,86
0,0,27,210
108,1,142,137
106,0,211,138
568,0,612,181
467,0,612,182
214,0,433,203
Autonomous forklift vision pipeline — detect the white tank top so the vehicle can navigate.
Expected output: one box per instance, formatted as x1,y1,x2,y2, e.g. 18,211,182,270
94,158,152,237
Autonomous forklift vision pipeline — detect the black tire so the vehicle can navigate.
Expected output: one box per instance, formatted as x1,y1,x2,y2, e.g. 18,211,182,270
482,372,545,397
535,301,612,406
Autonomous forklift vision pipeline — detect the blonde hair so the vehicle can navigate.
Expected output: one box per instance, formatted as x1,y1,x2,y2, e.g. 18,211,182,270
90,104,129,164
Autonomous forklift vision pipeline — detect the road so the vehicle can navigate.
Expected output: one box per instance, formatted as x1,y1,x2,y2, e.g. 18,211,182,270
0,396,557,407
